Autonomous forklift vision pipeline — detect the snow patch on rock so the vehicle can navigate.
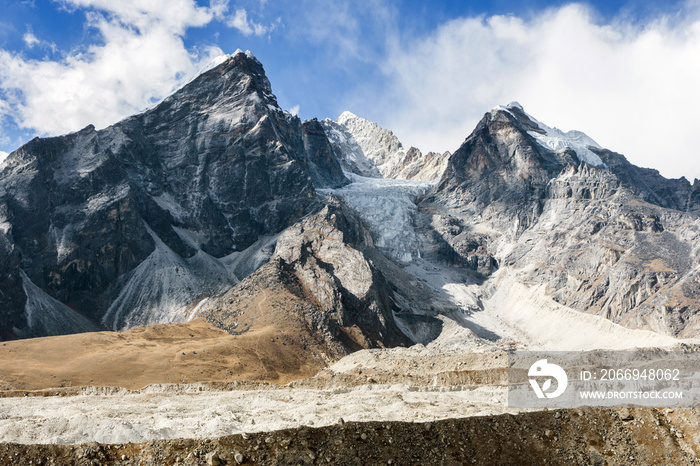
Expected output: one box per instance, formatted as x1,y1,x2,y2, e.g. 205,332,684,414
494,102,606,168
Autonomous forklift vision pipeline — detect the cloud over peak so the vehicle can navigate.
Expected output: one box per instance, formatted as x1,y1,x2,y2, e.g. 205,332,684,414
381,3,700,179
0,0,227,139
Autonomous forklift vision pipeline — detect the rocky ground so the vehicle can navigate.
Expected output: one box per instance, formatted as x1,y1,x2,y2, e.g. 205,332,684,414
2,333,700,465
2,406,700,465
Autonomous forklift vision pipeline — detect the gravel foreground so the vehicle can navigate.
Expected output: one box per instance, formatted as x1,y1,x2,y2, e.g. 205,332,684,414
2,407,700,465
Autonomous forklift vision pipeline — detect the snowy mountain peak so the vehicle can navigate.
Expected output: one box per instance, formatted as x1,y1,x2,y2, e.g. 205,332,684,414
492,101,523,112
493,102,606,168
231,49,257,59
190,50,260,85
328,112,449,181
336,112,404,168
338,110,358,121
244,49,259,62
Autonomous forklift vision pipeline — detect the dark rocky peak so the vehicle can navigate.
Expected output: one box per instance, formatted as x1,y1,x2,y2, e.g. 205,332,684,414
427,101,700,246
0,49,326,340
149,50,275,117
427,103,616,236
483,103,700,214
495,101,544,134
433,101,698,211
436,104,568,192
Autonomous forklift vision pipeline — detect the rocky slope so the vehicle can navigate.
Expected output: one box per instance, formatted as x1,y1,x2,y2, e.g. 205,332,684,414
424,102,700,337
4,407,700,466
200,195,442,356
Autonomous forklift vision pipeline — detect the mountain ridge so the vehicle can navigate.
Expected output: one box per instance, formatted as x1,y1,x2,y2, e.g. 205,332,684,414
1,51,700,350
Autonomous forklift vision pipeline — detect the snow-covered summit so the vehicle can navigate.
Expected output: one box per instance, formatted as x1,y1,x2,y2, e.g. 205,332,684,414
338,110,358,121
497,101,524,111
493,102,606,168
328,112,449,181
336,111,405,172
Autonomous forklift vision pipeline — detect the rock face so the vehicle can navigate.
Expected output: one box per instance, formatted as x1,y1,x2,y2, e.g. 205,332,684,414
425,102,700,337
300,119,349,189
202,196,440,355
0,51,326,338
273,196,440,350
320,118,381,178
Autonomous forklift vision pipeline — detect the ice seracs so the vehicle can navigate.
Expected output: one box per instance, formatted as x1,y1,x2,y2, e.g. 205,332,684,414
319,173,435,263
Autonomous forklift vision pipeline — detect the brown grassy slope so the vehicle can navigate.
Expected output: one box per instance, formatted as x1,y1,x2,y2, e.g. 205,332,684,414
0,249,411,393
0,276,328,392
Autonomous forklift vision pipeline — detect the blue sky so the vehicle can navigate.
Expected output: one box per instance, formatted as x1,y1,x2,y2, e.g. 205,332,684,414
1,0,699,180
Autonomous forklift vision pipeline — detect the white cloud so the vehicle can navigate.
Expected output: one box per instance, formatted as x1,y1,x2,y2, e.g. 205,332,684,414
208,0,229,19
0,150,8,163
56,0,218,33
22,31,40,48
22,27,57,51
0,0,226,137
288,104,300,116
381,4,700,180
227,8,273,36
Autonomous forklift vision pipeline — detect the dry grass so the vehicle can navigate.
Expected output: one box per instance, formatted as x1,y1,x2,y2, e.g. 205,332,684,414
0,316,324,392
